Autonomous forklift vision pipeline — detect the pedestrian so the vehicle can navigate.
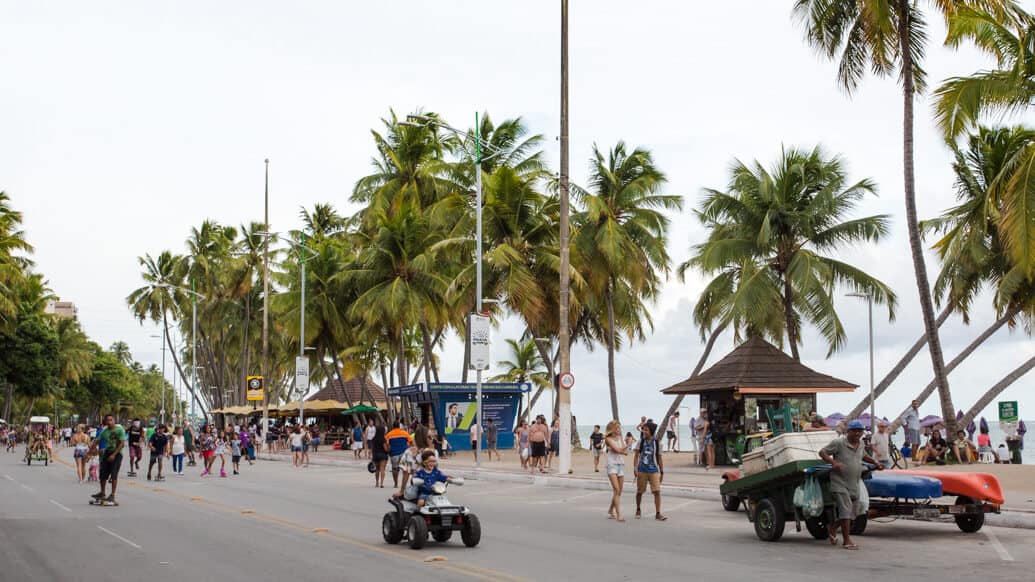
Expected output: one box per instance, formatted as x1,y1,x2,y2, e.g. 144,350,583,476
146,424,168,481
515,420,530,470
484,418,500,462
528,415,549,473
900,399,921,463
632,422,666,521
470,417,482,463
289,425,305,468
803,413,828,432
91,414,125,505
977,426,995,462
62,426,72,447
365,419,376,460
170,426,186,475
547,416,560,469
241,428,254,466
922,431,949,465
199,424,216,476
371,424,389,488
871,420,891,469
126,419,143,477
265,423,277,458
604,420,627,522
310,424,321,453
819,419,882,550
667,412,679,452
301,426,312,468
351,423,364,459
214,429,228,477
72,426,90,482
386,421,412,488
590,425,604,472
624,432,635,450
696,410,715,470
183,422,196,466
230,430,243,475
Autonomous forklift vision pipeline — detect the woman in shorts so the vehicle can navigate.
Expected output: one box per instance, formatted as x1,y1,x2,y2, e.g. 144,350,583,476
603,420,628,522
72,426,91,482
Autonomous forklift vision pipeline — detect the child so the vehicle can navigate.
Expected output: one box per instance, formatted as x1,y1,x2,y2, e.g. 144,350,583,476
412,450,450,508
215,430,228,478
230,431,243,475
394,441,421,498
87,443,100,482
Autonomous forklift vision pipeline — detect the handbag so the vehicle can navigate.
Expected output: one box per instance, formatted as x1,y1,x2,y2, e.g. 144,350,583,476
367,461,376,473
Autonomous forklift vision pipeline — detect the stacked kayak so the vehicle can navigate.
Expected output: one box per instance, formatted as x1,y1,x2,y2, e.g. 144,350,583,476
887,470,1005,504
865,472,942,498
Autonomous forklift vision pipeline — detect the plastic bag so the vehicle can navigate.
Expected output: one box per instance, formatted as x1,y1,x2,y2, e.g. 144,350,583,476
857,478,869,515
798,474,824,518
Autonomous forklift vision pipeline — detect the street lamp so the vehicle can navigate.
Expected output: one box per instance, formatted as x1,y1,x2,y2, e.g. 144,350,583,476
848,292,876,432
155,282,206,422
403,114,507,469
150,333,167,425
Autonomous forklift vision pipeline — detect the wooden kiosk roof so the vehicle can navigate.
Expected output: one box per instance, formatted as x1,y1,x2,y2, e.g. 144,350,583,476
661,336,857,395
306,376,386,404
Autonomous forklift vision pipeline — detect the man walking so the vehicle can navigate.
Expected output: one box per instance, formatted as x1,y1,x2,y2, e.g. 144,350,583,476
469,418,482,463
485,418,499,462
92,414,126,505
147,424,168,481
819,419,882,550
590,425,604,472
528,415,548,473
871,420,891,469
632,422,666,521
900,400,921,463
385,421,411,488
666,412,680,452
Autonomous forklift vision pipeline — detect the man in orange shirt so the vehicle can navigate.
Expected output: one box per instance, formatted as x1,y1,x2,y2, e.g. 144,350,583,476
385,422,413,488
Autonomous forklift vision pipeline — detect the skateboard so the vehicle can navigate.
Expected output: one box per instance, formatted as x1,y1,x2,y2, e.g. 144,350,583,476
126,471,137,477
153,476,166,482
89,498,119,507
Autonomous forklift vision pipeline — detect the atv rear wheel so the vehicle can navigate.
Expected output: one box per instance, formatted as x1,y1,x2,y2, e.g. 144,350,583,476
407,516,428,550
461,513,481,547
382,512,403,544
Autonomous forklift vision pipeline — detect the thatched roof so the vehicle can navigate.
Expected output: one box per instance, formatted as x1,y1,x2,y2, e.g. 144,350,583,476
661,336,857,395
307,376,385,404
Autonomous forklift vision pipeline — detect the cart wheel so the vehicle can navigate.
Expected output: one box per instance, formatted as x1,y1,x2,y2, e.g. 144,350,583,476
850,514,867,535
954,496,984,533
753,497,786,542
407,516,428,549
804,516,829,540
721,492,741,512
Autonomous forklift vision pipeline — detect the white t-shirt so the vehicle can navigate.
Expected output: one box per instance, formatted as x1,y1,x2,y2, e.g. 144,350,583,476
470,424,481,440
365,426,376,440
289,433,305,448
171,435,185,455
996,445,1009,461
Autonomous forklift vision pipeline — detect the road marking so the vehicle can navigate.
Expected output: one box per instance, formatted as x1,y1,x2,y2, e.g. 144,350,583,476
49,499,72,512
19,483,33,492
984,528,1014,562
2,474,13,481
666,499,703,512
534,490,607,504
97,525,142,549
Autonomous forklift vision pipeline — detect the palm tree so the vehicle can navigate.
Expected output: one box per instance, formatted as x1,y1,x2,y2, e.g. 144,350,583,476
490,338,551,420
574,142,682,421
0,191,33,329
54,318,93,387
692,146,896,359
109,341,133,366
791,0,1003,431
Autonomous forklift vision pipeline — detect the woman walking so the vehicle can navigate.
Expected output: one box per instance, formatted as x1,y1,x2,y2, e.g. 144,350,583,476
289,426,304,468
371,424,388,488
199,425,216,476
301,426,312,468
170,426,186,476
183,423,196,466
547,417,560,470
71,426,90,482
697,410,715,470
515,420,530,470
214,429,228,477
604,420,628,522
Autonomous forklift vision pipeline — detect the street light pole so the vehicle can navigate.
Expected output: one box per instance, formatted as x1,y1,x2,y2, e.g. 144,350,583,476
262,158,271,440
848,293,876,429
474,112,484,468
151,333,167,425
299,232,307,425
557,0,573,475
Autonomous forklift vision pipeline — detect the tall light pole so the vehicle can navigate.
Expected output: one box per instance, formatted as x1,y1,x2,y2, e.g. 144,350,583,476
848,292,876,430
156,283,206,422
151,333,167,425
262,158,271,440
557,0,573,475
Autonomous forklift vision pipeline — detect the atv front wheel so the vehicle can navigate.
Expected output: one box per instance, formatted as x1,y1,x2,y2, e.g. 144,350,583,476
407,516,428,550
382,512,403,544
461,513,481,547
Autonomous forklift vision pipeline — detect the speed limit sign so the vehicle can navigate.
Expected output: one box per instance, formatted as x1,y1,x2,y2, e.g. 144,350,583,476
559,372,575,390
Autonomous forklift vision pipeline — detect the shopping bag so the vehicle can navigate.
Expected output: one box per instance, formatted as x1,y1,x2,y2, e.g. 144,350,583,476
801,474,824,518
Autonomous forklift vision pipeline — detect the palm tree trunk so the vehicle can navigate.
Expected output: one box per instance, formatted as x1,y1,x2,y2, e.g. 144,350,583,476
164,318,207,418
24,397,36,424
898,0,957,433
847,304,952,418
960,354,1035,429
889,306,1019,431
421,325,434,388
781,272,800,360
2,382,13,421
238,295,251,405
529,339,556,420
655,324,724,443
605,283,620,422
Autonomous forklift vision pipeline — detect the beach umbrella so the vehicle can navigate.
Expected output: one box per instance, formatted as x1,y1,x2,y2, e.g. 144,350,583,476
920,415,943,428
980,417,989,434
966,418,976,440
824,412,846,428
857,412,873,430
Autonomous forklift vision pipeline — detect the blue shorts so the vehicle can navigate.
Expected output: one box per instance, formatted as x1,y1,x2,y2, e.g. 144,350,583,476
291,446,303,452
906,429,921,446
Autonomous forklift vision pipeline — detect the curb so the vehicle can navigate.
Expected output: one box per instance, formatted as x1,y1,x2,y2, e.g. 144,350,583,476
261,453,1035,530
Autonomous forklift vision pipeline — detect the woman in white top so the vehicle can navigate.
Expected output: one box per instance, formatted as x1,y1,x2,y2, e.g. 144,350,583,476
170,427,186,475
603,419,628,522
289,426,305,468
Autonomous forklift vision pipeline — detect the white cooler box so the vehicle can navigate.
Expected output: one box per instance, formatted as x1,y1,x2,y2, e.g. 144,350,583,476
762,431,837,468
739,449,768,476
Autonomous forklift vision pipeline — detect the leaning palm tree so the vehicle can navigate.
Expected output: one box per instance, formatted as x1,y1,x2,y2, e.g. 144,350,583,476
573,142,682,421
791,0,1010,431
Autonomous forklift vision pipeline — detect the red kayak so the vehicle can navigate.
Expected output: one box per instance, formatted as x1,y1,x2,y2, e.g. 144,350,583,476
888,470,1004,504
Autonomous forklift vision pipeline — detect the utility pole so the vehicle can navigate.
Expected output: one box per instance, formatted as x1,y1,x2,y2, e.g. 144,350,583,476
299,232,307,425
475,112,484,469
261,158,271,439
557,0,573,474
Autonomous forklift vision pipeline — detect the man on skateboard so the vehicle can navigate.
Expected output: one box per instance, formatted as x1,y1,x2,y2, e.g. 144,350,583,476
147,424,168,481
126,419,142,476
92,414,126,506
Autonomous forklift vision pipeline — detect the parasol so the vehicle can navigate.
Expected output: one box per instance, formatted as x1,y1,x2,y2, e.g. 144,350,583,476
824,412,846,428
920,415,943,428
966,418,976,440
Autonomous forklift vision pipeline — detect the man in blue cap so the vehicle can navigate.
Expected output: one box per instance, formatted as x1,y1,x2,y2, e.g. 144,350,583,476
819,419,882,550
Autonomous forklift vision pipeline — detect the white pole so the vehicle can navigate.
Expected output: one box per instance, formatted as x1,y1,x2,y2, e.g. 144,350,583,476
299,234,306,426
868,295,875,431
160,325,167,425
475,111,483,469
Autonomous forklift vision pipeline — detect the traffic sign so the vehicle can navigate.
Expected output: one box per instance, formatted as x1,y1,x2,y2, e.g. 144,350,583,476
999,401,1019,422
246,376,264,401
559,372,575,390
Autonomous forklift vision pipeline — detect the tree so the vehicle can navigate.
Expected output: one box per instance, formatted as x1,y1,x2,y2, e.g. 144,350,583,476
574,142,682,421
0,191,33,329
791,0,996,432
55,318,94,386
490,338,551,420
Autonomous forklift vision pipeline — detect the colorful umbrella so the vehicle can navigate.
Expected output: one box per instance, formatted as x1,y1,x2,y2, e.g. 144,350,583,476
824,412,845,428
966,418,976,440
920,415,943,428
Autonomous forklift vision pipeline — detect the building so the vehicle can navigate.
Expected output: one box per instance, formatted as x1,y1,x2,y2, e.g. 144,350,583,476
45,300,78,320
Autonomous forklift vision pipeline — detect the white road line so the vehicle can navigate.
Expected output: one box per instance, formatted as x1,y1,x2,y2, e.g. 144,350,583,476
49,499,72,512
19,483,33,492
2,474,13,481
666,499,703,512
984,528,1014,562
97,526,142,549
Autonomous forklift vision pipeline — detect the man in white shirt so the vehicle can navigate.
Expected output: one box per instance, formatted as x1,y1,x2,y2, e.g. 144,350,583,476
900,400,921,462
871,420,891,469
469,419,482,463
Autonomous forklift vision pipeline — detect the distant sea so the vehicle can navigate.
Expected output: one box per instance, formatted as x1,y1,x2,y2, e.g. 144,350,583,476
576,420,1034,465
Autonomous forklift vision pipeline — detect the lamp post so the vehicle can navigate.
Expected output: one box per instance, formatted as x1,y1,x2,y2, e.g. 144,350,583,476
557,0,573,476
150,333,167,425
262,158,271,444
402,114,507,469
155,283,206,422
848,292,876,430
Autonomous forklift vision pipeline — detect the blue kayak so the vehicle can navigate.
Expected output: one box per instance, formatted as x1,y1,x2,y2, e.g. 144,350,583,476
866,472,942,499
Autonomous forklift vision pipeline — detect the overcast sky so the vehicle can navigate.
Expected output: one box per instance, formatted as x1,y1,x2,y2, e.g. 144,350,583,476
3,1,1033,424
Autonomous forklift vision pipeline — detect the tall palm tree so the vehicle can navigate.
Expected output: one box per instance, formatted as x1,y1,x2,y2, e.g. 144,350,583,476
692,146,896,358
490,338,551,420
55,318,93,386
574,142,682,421
109,341,133,366
791,0,1005,431
0,191,33,329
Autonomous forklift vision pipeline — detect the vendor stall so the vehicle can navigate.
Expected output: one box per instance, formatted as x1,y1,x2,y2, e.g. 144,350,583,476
662,337,857,465
389,382,530,451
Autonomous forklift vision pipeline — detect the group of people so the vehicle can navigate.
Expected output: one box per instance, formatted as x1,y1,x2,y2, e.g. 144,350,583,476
588,418,668,523
514,415,562,473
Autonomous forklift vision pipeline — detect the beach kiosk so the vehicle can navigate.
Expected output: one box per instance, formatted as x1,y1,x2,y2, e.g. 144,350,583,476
661,337,857,465
390,382,530,452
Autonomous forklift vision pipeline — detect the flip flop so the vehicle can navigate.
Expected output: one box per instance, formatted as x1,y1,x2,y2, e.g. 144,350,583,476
843,544,859,550
615,517,625,523
655,514,668,521
828,533,837,545
635,510,642,519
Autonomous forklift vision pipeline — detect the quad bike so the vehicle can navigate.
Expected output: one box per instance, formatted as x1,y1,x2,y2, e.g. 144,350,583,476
382,477,481,550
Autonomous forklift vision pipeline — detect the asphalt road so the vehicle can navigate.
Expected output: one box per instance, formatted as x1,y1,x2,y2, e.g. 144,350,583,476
1,448,1032,582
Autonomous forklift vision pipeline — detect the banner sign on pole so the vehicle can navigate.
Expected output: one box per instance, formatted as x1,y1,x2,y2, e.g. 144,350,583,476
246,376,264,401
999,401,1019,423
295,357,310,394
469,313,491,371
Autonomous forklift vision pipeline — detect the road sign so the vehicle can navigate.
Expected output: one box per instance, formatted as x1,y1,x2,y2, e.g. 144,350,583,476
246,376,264,401
999,401,1019,422
469,313,491,371
295,357,310,393
559,372,575,390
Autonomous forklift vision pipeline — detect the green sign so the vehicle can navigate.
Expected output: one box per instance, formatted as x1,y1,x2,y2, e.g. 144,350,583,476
998,401,1019,422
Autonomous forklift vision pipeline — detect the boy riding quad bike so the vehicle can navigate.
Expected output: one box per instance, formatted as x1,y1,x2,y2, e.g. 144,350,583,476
382,450,481,549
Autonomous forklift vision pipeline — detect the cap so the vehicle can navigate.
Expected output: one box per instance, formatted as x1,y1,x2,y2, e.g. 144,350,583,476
847,419,865,431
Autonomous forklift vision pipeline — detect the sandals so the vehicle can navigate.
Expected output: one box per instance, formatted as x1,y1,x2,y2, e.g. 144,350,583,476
635,509,642,519
842,543,859,550
655,514,668,521
828,533,837,545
